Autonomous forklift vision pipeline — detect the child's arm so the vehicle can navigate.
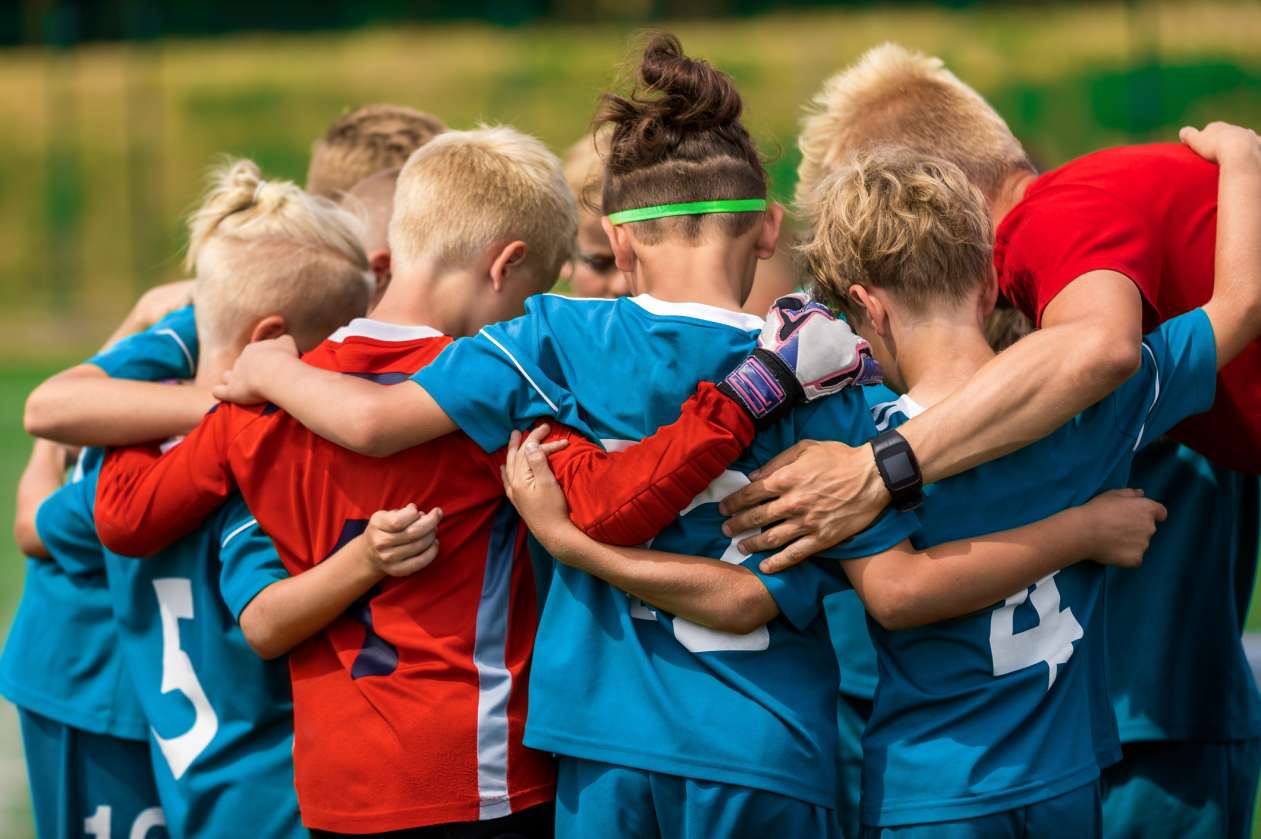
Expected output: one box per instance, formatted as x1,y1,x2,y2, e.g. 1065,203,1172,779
26,369,214,446
13,440,71,558
505,430,1164,632
94,408,243,557
1183,122,1261,367
25,292,210,447
840,488,1162,629
238,506,441,659
212,335,455,456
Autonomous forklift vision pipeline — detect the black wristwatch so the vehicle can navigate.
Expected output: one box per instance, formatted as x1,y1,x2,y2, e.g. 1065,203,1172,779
870,429,924,512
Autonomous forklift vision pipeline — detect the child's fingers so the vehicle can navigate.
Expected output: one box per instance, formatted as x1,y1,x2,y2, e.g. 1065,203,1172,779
370,503,421,534
539,439,569,455
522,441,558,485
389,542,441,576
522,424,552,453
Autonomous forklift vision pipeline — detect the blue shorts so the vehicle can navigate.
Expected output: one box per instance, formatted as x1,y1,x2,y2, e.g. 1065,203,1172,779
18,708,168,839
862,780,1100,839
555,756,839,839
1102,738,1261,839
837,694,871,839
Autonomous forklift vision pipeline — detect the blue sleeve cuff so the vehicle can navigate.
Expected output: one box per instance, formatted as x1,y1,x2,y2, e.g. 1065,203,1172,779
749,556,850,630
88,305,199,382
218,514,288,621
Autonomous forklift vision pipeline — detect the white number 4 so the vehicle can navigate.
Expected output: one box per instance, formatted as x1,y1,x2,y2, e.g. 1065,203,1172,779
989,572,1083,689
152,578,218,779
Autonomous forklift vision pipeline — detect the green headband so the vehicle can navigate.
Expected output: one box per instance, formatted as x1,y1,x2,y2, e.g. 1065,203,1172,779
607,198,768,225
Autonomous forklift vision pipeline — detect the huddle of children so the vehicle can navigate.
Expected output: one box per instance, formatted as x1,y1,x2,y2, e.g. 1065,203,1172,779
5,30,1260,839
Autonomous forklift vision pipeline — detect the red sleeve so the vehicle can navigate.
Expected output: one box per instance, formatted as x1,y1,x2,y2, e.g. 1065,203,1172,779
546,382,754,546
95,405,243,556
997,184,1162,327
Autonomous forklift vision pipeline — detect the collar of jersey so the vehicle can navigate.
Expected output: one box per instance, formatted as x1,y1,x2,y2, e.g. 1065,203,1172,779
628,294,765,332
329,318,444,343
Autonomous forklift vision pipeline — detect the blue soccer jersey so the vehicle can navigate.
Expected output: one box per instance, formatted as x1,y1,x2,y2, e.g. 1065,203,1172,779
103,494,302,839
1107,440,1261,743
857,309,1218,828
0,306,199,739
412,293,918,808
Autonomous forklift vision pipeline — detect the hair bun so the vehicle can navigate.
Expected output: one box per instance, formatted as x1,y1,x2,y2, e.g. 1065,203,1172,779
637,32,742,130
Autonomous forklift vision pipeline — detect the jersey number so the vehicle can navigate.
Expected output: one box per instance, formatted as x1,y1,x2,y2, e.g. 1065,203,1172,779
84,805,165,839
632,465,770,654
152,577,218,779
989,572,1083,689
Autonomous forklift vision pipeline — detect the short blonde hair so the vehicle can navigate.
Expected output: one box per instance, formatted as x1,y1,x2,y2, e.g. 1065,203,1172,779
188,159,373,351
798,147,992,317
389,126,577,280
307,104,446,200
563,128,611,213
796,43,1031,213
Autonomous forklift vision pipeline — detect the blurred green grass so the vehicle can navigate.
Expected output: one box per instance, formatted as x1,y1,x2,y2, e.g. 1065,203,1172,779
1,2,1260,358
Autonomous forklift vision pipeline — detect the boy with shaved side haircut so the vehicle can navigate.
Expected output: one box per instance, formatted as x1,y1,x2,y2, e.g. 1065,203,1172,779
306,104,446,200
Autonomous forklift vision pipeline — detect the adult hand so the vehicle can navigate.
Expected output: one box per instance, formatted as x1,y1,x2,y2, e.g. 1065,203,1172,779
719,439,891,573
1180,121,1261,166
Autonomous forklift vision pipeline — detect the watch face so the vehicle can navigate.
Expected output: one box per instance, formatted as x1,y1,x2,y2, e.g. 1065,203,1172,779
884,450,917,487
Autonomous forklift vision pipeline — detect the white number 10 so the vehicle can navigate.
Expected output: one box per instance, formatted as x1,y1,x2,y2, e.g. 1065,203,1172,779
989,572,1083,689
152,578,218,779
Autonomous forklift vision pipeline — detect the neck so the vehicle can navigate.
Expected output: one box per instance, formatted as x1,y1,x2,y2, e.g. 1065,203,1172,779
367,261,479,337
894,317,996,409
193,347,233,389
629,238,754,313
988,169,1038,228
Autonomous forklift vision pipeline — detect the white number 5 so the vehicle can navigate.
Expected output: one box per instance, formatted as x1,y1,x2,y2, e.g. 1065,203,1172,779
152,578,218,779
989,572,1083,689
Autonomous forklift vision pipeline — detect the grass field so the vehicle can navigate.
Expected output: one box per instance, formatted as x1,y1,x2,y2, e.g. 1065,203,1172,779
2,2,1261,834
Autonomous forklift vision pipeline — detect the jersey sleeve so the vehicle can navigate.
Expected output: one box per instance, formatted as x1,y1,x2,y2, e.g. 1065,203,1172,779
34,477,105,577
787,393,920,562
999,186,1162,326
545,382,756,546
87,305,199,381
217,497,288,622
95,405,245,557
745,553,851,631
1130,308,1218,450
410,315,592,453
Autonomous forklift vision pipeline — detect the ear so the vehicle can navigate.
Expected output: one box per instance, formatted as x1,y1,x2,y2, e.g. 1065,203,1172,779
754,202,785,260
488,241,529,293
248,314,288,344
848,285,889,337
602,217,637,274
369,248,392,296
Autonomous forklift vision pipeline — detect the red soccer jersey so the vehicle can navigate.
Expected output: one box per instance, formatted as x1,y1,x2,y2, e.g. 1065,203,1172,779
94,319,754,832
995,143,1261,473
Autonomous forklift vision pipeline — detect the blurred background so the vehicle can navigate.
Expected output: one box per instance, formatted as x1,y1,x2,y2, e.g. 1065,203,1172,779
0,0,1258,835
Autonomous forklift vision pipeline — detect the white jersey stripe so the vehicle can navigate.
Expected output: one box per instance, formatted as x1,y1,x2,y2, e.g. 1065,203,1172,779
478,328,560,414
156,328,196,376
220,518,259,549
472,501,517,819
1133,342,1160,452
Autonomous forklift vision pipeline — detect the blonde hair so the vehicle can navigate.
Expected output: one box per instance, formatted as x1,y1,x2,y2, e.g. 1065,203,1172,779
307,104,446,200
389,125,577,280
798,147,992,317
563,128,611,214
188,159,373,351
796,43,1032,215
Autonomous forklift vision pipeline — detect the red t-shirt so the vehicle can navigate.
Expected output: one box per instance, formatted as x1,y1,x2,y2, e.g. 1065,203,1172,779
995,143,1261,473
94,319,753,833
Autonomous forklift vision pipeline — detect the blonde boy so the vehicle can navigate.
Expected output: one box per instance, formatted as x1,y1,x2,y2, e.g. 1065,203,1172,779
306,104,446,200
792,141,1261,837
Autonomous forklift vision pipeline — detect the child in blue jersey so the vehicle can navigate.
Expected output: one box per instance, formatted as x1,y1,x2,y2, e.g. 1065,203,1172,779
4,294,200,839
792,132,1261,837
983,295,1261,839
214,35,1166,839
